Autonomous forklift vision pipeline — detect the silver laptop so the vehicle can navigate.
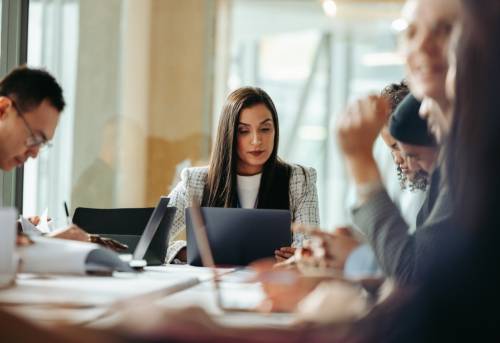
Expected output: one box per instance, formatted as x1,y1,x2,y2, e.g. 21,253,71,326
188,204,266,312
121,196,170,268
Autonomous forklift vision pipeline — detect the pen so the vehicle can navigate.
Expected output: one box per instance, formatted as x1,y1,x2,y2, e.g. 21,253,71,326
64,201,71,225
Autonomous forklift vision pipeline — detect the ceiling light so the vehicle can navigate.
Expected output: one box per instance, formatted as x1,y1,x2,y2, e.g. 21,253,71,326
322,0,337,18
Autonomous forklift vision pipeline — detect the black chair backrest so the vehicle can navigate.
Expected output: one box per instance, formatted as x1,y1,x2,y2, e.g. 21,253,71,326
72,207,176,265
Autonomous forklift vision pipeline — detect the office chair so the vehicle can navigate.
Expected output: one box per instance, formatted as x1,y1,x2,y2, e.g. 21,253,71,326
72,206,176,265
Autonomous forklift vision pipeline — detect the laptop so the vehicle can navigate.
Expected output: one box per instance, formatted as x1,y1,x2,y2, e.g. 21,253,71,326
123,196,172,268
186,207,292,266
74,197,174,268
187,205,294,313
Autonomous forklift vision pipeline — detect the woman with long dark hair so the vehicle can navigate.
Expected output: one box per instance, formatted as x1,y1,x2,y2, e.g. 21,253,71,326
166,87,319,263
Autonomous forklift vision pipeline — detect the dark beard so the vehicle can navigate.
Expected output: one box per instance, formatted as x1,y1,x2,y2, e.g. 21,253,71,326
397,167,429,192
397,166,408,190
409,170,429,192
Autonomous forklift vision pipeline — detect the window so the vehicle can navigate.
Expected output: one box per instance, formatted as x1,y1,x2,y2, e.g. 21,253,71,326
23,1,214,230
23,0,79,227
1,0,28,209
21,0,404,231
225,0,405,228
23,0,141,228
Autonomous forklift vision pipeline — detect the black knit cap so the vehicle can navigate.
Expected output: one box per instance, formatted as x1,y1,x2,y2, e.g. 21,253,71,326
389,94,437,147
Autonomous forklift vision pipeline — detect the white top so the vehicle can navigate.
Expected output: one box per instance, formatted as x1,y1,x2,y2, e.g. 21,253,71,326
236,173,262,208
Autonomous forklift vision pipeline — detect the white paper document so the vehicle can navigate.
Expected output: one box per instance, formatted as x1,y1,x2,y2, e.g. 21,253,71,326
19,210,54,236
17,237,133,275
19,215,42,236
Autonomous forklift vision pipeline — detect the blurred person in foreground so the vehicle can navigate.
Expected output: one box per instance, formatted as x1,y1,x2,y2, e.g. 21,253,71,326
283,89,440,284
335,0,459,284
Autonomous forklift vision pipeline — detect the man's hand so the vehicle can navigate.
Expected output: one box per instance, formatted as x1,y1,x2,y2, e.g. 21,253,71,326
293,225,362,271
16,233,33,247
89,235,128,252
337,95,389,160
327,227,362,269
48,225,89,241
336,95,389,185
48,225,128,252
251,259,322,312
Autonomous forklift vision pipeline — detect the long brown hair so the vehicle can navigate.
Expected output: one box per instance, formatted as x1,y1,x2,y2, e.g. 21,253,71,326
202,87,291,209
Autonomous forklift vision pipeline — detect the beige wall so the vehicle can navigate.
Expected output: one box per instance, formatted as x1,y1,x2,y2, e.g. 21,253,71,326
70,0,217,209
146,0,215,205
116,0,152,207
71,0,123,209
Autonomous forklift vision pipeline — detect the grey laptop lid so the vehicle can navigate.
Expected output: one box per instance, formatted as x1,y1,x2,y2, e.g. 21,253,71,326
133,196,171,260
186,207,292,266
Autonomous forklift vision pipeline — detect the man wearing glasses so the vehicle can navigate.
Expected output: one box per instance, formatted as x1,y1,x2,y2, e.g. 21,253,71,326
0,66,64,171
0,66,126,250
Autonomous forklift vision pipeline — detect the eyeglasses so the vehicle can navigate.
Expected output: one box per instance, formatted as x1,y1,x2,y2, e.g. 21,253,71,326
9,98,51,149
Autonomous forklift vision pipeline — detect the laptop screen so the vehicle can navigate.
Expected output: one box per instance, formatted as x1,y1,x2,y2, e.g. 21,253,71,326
133,196,170,260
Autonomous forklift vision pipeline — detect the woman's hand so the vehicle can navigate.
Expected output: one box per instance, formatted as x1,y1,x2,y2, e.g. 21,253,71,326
274,246,296,262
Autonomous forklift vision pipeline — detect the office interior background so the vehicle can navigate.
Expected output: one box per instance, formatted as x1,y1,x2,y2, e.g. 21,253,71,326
0,0,405,231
